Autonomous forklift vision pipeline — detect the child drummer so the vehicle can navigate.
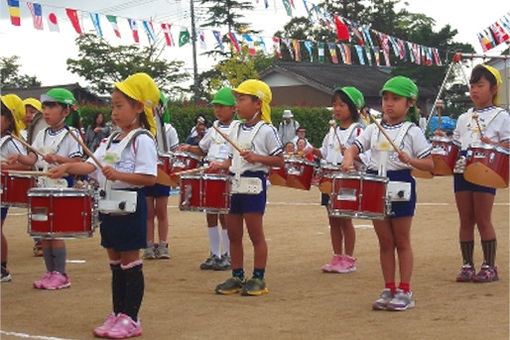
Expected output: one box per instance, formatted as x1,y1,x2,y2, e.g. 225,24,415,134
437,64,510,283
209,80,284,296
179,87,236,271
9,88,84,290
342,76,433,311
305,87,365,273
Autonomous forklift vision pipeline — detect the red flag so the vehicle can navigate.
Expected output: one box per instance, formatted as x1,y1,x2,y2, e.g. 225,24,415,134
66,8,82,34
227,32,241,53
161,23,174,46
272,37,282,58
333,15,350,41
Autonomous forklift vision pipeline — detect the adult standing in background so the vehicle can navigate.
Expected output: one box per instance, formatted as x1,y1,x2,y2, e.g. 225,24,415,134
85,112,110,151
278,109,300,145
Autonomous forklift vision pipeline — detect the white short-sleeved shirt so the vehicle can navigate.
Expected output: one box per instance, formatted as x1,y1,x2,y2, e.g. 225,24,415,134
228,122,283,174
320,123,363,164
199,121,233,161
164,123,179,151
354,121,431,171
87,132,157,189
32,127,83,169
0,135,26,159
453,106,510,150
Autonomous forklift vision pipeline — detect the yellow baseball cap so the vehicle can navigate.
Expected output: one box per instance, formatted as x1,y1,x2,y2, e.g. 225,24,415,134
23,97,42,113
480,64,503,106
114,73,159,135
233,79,272,124
1,94,26,134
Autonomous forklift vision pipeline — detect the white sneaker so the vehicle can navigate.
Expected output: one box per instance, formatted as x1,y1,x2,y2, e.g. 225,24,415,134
372,288,394,310
387,289,415,311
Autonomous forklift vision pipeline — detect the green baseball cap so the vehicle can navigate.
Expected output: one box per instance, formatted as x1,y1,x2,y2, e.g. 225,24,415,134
380,76,418,99
40,88,76,106
211,87,236,106
335,86,365,110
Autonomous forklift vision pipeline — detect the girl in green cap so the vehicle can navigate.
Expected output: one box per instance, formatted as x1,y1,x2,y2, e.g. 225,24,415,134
305,86,366,274
438,64,510,283
342,76,433,311
9,88,84,291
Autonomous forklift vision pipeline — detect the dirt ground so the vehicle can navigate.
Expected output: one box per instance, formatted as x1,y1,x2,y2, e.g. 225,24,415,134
1,176,508,340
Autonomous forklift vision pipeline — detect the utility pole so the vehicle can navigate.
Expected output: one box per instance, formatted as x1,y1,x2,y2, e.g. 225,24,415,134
190,0,199,103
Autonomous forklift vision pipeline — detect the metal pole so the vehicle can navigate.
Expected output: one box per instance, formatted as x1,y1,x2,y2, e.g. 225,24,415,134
190,0,199,103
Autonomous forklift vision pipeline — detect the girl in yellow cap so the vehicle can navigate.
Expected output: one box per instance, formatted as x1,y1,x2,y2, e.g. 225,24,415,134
49,73,158,338
210,79,284,296
342,76,434,311
437,64,510,283
305,86,366,274
1,94,31,283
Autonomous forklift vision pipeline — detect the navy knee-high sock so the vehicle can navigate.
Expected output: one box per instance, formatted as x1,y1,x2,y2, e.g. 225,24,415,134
122,262,144,322
110,263,125,315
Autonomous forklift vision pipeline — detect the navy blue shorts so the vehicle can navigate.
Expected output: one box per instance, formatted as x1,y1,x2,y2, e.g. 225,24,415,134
368,169,416,218
229,171,267,214
1,207,8,221
99,189,147,252
143,183,170,197
454,174,496,195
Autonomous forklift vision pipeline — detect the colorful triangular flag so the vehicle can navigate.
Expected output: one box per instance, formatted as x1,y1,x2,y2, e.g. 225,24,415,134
89,13,103,37
26,2,43,30
161,23,174,46
273,37,282,58
7,0,20,26
128,18,139,43
66,8,82,34
179,27,190,47
47,12,59,32
106,15,121,38
142,21,156,42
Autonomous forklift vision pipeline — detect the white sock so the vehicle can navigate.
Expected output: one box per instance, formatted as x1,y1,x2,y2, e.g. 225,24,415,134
207,226,221,257
221,229,230,256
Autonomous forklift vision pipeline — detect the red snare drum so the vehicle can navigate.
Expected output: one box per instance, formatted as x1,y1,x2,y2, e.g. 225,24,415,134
28,188,98,238
157,153,173,174
430,136,460,176
170,151,201,173
269,166,287,186
180,173,230,213
464,143,509,188
318,164,342,194
1,172,36,207
285,157,315,190
329,172,389,220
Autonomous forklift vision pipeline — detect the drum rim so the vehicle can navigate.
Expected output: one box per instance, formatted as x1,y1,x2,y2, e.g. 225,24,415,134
469,142,510,154
170,151,202,161
285,157,316,166
27,187,92,197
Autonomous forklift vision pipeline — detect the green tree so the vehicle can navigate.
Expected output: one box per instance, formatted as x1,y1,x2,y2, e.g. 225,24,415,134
66,33,190,97
0,56,41,88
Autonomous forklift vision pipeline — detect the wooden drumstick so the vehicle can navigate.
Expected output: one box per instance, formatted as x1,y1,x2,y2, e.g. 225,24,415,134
9,133,46,158
472,114,484,138
212,124,244,153
7,170,52,176
368,114,400,153
436,100,443,131
171,166,208,176
64,126,104,170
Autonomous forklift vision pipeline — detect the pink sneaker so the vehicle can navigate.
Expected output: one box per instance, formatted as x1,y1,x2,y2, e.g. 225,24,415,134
106,313,142,339
43,271,71,290
330,255,357,273
33,272,52,289
93,313,118,337
321,255,342,272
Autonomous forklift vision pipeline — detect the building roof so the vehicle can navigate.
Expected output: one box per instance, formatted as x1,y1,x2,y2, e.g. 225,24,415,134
1,83,106,105
260,61,436,98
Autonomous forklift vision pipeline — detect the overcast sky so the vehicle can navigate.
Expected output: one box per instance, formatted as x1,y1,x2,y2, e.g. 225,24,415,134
0,0,509,89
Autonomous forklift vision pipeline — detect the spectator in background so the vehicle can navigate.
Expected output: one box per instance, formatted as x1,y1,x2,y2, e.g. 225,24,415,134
85,112,110,151
188,113,209,139
292,126,312,149
278,109,300,145
185,121,207,146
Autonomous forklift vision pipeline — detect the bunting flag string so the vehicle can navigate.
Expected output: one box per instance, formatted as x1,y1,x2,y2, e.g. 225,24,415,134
3,0,468,68
477,12,510,51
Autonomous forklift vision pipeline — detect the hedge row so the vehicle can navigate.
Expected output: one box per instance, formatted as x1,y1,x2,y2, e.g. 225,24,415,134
78,104,334,148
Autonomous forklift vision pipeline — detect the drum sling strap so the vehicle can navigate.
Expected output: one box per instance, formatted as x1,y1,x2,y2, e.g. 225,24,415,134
370,122,413,202
98,128,154,214
230,120,266,195
466,108,505,144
